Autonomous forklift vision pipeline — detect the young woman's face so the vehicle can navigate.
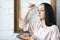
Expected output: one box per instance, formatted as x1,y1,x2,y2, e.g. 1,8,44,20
37,4,45,20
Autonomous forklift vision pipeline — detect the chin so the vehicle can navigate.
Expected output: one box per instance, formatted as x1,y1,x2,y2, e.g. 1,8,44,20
38,16,43,19
40,18,42,20
38,17,42,20
39,17,44,20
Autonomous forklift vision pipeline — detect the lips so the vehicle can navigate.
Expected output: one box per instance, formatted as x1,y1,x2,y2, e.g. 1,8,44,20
38,14,41,17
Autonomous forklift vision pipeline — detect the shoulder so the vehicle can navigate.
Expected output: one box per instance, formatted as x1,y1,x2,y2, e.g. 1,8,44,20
51,25,59,32
51,25,59,30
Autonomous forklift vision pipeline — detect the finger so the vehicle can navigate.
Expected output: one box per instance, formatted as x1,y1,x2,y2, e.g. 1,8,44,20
31,6,35,9
28,4,35,8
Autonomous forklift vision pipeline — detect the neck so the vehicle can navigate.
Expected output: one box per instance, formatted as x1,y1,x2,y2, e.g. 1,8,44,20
41,19,47,28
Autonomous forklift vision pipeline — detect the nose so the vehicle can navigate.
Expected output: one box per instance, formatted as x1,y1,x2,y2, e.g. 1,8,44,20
38,11,41,14
37,12,41,16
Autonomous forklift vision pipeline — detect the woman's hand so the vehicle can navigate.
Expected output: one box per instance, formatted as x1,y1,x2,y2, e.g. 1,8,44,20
28,3,35,11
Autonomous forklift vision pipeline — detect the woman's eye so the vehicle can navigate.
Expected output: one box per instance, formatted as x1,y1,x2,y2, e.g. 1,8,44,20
42,10,44,12
38,10,44,11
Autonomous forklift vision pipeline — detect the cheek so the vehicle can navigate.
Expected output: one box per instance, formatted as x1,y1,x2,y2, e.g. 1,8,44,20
37,12,44,16
37,10,45,18
41,12,45,16
41,13,45,19
39,12,45,19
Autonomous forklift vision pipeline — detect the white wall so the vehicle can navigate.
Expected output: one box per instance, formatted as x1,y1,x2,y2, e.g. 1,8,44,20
56,0,60,30
0,0,18,40
0,0,60,40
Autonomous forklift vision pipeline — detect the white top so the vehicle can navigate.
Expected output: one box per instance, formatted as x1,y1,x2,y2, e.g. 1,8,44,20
19,19,60,40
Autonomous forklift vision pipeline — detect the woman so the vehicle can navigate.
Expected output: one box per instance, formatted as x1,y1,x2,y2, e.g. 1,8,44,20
19,3,59,40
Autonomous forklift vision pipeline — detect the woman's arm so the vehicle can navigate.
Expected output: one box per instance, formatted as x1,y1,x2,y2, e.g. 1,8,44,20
20,19,31,31
19,3,35,31
24,3,35,19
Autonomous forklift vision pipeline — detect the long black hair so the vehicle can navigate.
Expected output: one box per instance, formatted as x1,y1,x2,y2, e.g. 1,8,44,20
40,3,56,26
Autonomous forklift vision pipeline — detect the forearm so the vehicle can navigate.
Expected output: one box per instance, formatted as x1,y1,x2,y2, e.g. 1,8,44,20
24,9,31,19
